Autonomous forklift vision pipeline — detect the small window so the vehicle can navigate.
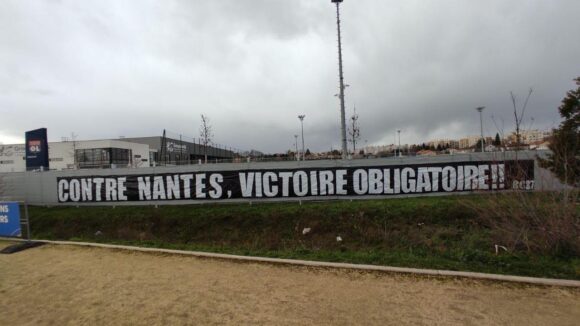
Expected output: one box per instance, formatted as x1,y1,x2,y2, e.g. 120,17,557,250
0,160,14,164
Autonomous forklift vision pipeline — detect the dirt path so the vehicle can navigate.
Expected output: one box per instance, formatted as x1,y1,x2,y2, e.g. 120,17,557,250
0,242,578,325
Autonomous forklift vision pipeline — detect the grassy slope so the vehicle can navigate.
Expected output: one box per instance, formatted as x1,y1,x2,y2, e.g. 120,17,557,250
28,195,580,280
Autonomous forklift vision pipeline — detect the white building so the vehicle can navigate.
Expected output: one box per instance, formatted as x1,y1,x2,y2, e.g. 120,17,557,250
0,139,150,173
458,136,481,149
0,144,25,173
427,139,450,148
364,144,399,155
508,129,552,145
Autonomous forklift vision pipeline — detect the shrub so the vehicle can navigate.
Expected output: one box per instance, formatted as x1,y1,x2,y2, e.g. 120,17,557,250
464,190,579,258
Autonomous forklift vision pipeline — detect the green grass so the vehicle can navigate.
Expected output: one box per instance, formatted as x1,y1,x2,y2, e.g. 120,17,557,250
27,195,580,280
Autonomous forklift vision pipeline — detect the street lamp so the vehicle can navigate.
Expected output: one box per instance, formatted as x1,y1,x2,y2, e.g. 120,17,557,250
298,115,306,161
331,0,348,160
294,135,299,161
397,129,401,157
476,106,485,152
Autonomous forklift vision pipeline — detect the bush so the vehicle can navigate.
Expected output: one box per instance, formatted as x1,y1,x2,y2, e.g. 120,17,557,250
464,190,579,258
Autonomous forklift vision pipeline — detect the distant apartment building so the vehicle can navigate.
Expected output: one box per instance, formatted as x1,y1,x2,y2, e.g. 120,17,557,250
458,136,480,149
362,129,551,156
457,136,495,149
508,129,552,145
448,140,460,149
364,144,396,155
427,139,448,148
427,139,459,149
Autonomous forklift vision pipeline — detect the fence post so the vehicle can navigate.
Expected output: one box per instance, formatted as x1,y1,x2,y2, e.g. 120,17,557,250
24,201,30,241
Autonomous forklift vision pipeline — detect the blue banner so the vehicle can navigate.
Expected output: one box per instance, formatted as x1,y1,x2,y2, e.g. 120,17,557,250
0,202,21,237
25,128,49,171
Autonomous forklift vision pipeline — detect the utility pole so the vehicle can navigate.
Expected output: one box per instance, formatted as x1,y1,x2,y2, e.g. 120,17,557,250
298,115,305,161
161,129,167,166
332,0,348,160
476,106,485,152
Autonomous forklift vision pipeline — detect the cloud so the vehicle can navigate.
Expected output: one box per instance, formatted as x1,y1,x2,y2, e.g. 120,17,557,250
0,0,579,152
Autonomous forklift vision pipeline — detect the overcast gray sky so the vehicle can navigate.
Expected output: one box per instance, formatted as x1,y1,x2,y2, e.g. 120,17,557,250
1,0,579,152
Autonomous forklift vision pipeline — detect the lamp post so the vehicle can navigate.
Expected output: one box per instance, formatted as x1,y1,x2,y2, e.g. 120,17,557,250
397,129,401,157
298,115,305,161
476,106,485,152
294,134,299,161
331,0,348,160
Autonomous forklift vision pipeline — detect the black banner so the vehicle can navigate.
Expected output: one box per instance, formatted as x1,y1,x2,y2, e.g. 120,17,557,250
25,128,49,171
56,160,535,203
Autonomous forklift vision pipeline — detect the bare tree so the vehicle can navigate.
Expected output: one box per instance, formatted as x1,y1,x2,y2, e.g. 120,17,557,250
71,132,79,169
347,106,360,155
491,114,506,150
62,132,79,169
199,114,213,164
510,88,533,152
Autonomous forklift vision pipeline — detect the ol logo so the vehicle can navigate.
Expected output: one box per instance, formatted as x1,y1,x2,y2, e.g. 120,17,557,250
28,140,41,153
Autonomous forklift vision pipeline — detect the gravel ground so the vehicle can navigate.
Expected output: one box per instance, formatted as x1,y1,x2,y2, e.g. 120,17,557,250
0,241,579,325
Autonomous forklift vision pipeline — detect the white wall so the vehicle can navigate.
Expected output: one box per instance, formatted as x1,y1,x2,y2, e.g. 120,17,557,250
0,144,26,173
0,150,563,206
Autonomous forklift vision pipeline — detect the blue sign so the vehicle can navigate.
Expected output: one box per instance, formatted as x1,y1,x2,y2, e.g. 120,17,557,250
25,128,49,171
0,202,21,237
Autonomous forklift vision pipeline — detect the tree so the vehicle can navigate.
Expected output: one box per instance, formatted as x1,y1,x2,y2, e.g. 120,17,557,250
199,114,213,164
475,139,486,152
347,106,360,155
493,133,502,146
539,77,579,186
510,88,533,151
